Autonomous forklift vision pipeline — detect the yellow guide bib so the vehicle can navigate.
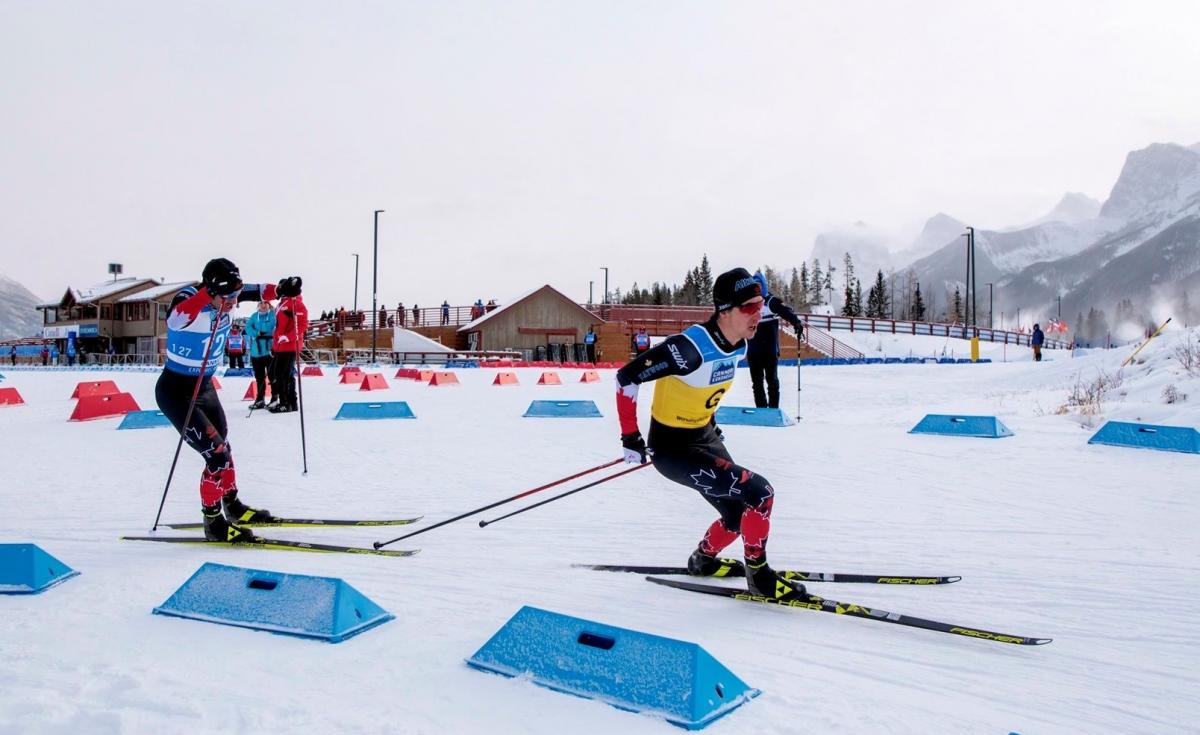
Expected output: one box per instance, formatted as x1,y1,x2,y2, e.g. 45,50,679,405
650,324,744,428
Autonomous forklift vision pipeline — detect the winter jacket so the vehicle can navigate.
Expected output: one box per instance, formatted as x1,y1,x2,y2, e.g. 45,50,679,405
748,295,804,358
1031,328,1045,347
245,310,277,359
273,296,309,353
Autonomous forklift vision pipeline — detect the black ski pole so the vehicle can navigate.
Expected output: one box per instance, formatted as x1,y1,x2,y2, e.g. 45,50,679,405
478,462,651,528
374,458,623,549
151,300,227,532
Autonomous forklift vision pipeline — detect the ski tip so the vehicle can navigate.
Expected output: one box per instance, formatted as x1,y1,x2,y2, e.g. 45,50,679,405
1031,638,1053,645
946,576,963,583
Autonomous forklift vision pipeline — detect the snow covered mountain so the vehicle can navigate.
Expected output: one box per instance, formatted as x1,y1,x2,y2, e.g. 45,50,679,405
808,222,895,283
1020,192,1102,228
904,142,1200,321
0,273,44,340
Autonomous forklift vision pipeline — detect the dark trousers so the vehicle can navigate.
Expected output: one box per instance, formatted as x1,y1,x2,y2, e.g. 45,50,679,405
271,352,297,407
156,370,235,506
251,355,274,402
229,352,245,369
747,351,780,408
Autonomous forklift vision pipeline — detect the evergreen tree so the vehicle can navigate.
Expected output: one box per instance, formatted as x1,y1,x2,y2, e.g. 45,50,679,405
1075,311,1085,342
842,252,856,294
823,261,835,309
697,255,714,305
810,260,823,305
799,263,810,309
911,283,926,321
841,278,856,317
680,270,698,305
866,270,888,318
853,279,864,317
951,287,963,323
789,268,802,311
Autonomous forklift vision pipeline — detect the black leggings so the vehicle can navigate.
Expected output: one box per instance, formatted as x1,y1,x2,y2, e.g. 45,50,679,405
251,355,273,401
747,351,780,408
155,370,232,475
271,352,297,406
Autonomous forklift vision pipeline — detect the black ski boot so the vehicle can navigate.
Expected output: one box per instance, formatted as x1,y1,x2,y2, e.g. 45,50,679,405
267,401,295,413
249,399,266,410
687,549,746,578
203,504,258,542
746,559,808,602
222,491,273,524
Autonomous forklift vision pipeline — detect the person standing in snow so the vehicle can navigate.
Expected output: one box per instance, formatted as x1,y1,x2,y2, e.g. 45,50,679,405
1031,323,1045,362
745,270,805,409
155,258,302,541
244,300,276,409
226,325,246,370
614,267,809,602
632,327,651,356
268,286,309,413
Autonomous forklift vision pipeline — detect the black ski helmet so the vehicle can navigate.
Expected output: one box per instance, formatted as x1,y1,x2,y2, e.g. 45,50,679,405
202,258,242,296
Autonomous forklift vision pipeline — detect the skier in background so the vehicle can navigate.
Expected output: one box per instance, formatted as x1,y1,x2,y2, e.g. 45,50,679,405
155,258,302,541
1031,323,1045,362
615,267,808,603
746,270,805,408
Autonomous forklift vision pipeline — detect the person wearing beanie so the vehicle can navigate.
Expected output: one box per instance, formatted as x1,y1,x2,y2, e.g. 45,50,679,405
155,257,303,543
614,266,809,603
746,270,805,408
268,284,309,413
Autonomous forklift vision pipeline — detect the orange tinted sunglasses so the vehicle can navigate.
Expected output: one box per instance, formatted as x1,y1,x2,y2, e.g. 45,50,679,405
735,301,763,315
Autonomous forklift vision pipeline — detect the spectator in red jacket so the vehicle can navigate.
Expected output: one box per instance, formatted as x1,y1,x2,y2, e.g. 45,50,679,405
268,282,308,413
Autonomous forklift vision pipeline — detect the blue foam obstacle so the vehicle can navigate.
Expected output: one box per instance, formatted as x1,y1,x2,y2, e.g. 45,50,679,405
153,562,394,642
467,606,759,730
714,406,794,427
1087,421,1200,455
909,414,1013,438
523,400,603,418
0,544,80,594
334,401,416,420
117,410,171,430
222,367,253,377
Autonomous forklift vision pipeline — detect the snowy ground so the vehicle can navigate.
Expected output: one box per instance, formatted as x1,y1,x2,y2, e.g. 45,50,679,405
1,330,1198,735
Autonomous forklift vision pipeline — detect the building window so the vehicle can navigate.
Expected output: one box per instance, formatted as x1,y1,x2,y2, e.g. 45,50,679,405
44,308,57,324
100,304,113,320
114,304,124,320
126,302,149,321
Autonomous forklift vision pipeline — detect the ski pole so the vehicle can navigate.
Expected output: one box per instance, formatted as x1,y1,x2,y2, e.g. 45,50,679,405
373,458,623,549
151,299,228,532
294,317,308,475
478,462,651,528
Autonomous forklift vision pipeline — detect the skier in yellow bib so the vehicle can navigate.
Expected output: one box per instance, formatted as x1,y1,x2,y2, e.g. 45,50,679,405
614,267,808,602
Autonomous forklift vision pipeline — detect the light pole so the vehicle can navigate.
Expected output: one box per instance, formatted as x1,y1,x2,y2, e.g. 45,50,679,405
962,227,976,327
600,267,609,317
371,210,384,364
1057,295,1062,318
352,253,360,313
589,280,594,306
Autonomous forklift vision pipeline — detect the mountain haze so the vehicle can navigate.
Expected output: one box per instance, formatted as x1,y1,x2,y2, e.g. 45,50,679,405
0,274,45,340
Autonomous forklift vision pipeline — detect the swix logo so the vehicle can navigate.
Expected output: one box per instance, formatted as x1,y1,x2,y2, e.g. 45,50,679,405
709,359,735,384
667,344,689,370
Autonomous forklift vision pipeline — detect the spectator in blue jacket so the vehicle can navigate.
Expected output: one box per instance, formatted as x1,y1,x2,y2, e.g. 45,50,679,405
1031,323,1045,362
245,300,277,408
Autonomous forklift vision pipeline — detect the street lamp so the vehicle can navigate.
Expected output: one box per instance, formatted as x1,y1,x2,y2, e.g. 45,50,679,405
600,267,609,318
589,280,594,306
352,253,360,313
371,210,385,364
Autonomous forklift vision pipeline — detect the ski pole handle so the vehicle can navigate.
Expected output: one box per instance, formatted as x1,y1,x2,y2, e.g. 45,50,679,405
478,462,651,528
373,458,624,549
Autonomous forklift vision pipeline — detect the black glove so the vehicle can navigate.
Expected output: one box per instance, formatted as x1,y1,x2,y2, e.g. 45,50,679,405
792,320,804,338
277,276,303,298
621,431,650,464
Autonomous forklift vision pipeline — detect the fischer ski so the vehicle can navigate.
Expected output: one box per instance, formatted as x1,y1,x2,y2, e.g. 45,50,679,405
575,561,959,585
121,535,419,557
163,516,422,530
645,577,1050,645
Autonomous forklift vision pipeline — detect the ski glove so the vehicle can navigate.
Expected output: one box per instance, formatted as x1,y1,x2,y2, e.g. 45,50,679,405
621,431,651,464
277,276,303,297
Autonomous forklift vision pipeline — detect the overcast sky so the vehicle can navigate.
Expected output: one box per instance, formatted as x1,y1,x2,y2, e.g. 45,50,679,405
2,1,1198,311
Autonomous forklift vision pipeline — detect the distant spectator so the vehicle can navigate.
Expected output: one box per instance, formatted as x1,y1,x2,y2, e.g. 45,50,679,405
106,341,116,362
397,302,406,327
441,300,450,325
584,325,597,363
486,299,497,313
378,305,387,329
337,307,347,332
633,327,651,355
9,345,16,365
245,301,277,409
471,299,484,320
1031,323,1045,362
412,304,420,326
227,325,246,369
41,345,49,366
66,337,77,367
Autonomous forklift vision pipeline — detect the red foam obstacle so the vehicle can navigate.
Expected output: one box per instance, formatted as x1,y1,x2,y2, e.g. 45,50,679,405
302,365,324,377
429,371,459,386
359,373,389,391
70,380,120,399
492,372,519,386
243,382,271,401
579,370,601,383
339,365,363,376
537,372,562,385
0,387,25,406
69,392,140,421
339,370,366,384
211,376,222,390
395,368,418,379
417,369,435,383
